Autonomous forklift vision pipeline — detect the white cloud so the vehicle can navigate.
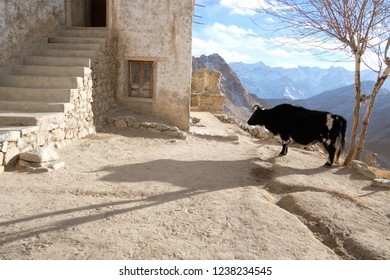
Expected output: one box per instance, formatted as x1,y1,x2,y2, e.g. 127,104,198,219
219,0,259,15
192,37,251,62
192,18,356,70
193,22,267,63
212,22,256,37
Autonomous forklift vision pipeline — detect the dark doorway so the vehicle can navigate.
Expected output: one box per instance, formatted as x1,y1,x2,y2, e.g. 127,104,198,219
91,0,106,27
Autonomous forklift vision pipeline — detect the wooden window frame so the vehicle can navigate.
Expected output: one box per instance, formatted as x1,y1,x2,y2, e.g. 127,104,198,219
128,60,154,98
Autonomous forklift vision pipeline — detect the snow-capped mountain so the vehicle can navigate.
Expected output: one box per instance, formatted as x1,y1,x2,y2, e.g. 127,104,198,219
230,61,389,100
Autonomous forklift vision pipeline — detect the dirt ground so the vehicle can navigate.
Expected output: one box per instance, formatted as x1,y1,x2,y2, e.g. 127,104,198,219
0,121,389,260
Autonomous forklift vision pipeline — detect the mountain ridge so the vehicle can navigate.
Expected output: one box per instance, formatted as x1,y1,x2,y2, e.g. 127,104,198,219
230,60,390,100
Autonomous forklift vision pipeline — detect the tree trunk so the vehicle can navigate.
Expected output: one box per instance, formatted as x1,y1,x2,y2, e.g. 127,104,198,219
343,53,362,165
354,66,390,160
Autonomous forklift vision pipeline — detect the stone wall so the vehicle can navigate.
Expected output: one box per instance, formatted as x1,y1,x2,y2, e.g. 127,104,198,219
0,0,65,69
113,0,193,131
191,68,226,113
0,65,94,171
90,34,118,124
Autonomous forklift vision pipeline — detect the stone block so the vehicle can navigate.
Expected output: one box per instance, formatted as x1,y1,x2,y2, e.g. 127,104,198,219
125,117,135,127
114,119,127,128
4,146,20,167
17,138,28,150
162,130,180,137
19,147,59,163
0,141,8,153
0,130,21,142
156,124,169,131
148,128,161,134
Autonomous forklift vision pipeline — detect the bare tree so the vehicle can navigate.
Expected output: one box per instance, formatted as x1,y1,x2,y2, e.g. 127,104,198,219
254,0,390,165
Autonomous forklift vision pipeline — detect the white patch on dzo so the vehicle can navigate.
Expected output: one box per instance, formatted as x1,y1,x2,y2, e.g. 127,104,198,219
326,114,334,130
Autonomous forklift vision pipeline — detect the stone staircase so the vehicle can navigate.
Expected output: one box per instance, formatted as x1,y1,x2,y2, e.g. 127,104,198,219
0,27,107,170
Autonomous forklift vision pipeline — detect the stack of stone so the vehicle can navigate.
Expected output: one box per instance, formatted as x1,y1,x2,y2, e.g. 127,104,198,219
18,147,65,173
191,68,226,113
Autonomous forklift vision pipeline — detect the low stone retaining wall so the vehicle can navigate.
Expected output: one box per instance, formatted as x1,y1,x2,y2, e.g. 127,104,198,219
214,113,276,141
106,115,187,139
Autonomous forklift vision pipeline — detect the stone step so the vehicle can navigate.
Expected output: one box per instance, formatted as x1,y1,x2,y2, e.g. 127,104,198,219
0,87,72,102
23,56,91,67
0,125,39,142
0,111,64,126
0,100,69,113
12,65,88,77
58,28,107,38
0,75,82,89
47,42,102,51
0,27,104,138
48,36,106,45
33,48,97,58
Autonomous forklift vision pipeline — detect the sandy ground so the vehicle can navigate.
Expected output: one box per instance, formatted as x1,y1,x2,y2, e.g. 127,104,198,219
0,119,389,260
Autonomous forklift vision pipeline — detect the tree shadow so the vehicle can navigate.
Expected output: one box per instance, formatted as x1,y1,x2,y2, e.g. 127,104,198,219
0,158,261,246
97,158,261,190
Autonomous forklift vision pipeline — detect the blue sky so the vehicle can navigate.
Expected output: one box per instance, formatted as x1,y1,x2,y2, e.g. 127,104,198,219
192,0,356,70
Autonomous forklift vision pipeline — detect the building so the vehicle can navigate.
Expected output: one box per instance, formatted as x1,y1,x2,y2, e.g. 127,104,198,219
0,0,193,170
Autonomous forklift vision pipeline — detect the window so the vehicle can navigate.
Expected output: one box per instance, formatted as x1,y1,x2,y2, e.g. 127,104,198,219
129,61,154,98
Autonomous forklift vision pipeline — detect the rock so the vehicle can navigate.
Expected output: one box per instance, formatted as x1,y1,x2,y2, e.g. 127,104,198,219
51,161,66,171
372,179,390,188
4,146,20,166
348,160,377,179
190,117,201,125
156,123,169,131
0,141,8,153
125,117,135,127
177,132,187,140
18,159,65,172
19,147,59,163
114,119,127,128
162,130,180,137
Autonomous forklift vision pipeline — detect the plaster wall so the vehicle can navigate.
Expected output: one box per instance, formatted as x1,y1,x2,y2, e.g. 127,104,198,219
70,0,87,27
0,0,65,68
113,0,193,131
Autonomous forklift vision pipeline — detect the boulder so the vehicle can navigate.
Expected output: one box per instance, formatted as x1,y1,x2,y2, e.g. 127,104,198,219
20,147,59,163
372,179,390,188
348,160,377,179
18,147,65,172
